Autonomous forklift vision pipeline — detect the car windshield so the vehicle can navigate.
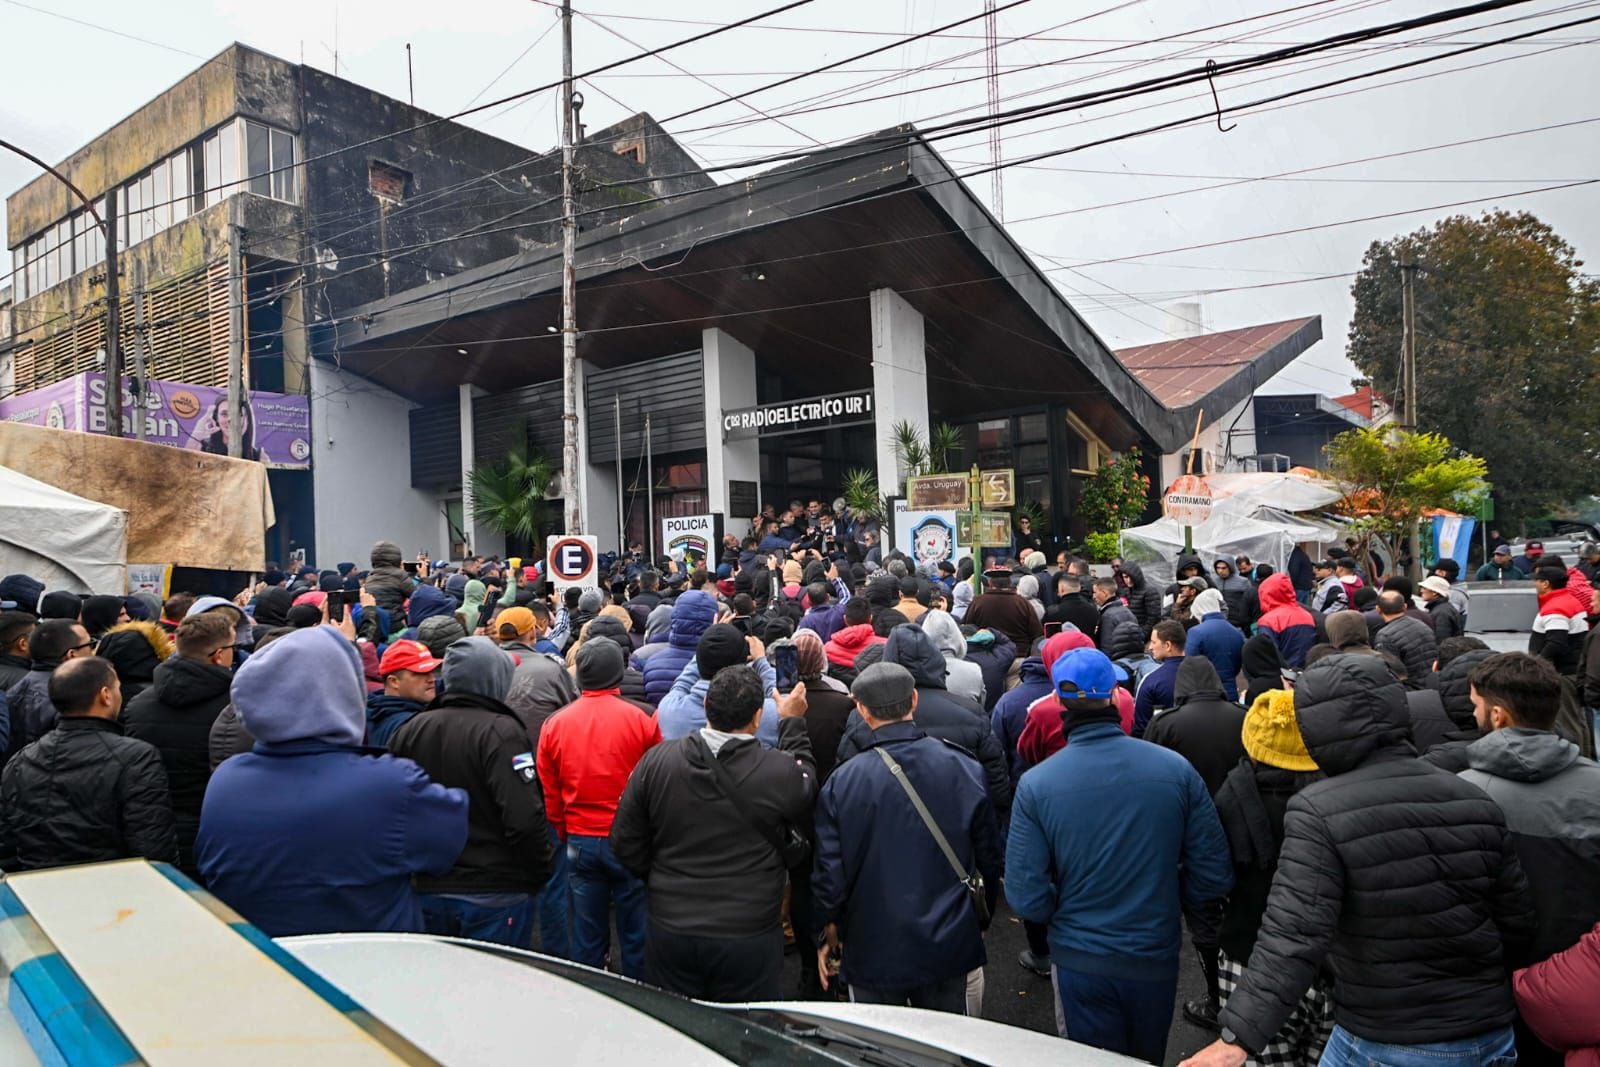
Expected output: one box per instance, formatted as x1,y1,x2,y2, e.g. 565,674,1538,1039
464,944,977,1066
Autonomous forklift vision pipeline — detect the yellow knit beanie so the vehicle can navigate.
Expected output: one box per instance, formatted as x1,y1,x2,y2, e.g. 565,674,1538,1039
1242,690,1319,772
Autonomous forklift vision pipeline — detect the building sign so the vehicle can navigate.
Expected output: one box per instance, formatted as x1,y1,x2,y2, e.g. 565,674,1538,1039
0,371,312,469
126,564,172,599
958,511,1013,548
546,534,599,592
722,390,873,441
729,481,759,523
892,500,971,569
979,468,1015,509
662,513,723,567
906,474,969,511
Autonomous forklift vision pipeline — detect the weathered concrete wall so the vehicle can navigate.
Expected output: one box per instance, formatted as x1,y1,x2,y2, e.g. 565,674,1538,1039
7,44,297,246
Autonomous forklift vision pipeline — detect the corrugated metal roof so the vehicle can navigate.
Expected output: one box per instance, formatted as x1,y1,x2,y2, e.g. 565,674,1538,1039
1115,317,1320,409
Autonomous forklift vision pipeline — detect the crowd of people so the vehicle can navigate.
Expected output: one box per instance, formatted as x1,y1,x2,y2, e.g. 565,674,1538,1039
0,518,1597,1067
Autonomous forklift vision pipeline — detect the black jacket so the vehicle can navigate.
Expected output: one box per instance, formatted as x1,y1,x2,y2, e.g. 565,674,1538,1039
1097,599,1145,661
1438,649,1495,730
1426,598,1465,641
836,624,1012,813
1213,758,1322,961
0,717,177,870
389,691,553,895
0,653,29,693
1219,654,1535,1052
792,676,854,786
1405,688,1474,756
611,716,815,938
1120,562,1163,633
6,665,60,760
95,624,171,705
1043,590,1099,642
122,655,234,869
1373,614,1438,690
1144,657,1247,797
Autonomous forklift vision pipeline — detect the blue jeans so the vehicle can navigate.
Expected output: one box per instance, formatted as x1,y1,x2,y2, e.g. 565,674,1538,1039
1052,965,1176,1065
1319,1025,1516,1067
419,894,534,947
567,834,648,979
535,824,571,958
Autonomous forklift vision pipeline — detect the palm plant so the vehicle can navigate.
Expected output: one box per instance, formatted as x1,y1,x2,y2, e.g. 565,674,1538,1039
471,436,554,548
891,420,966,478
842,467,886,524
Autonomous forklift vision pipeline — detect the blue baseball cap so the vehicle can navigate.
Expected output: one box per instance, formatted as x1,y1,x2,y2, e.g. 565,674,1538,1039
1051,647,1125,701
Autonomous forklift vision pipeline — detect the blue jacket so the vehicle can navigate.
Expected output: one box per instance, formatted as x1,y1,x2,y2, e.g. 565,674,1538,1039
657,657,780,748
1185,612,1244,702
1133,656,1184,738
641,591,717,706
991,657,1052,781
1004,722,1232,980
812,721,1002,991
366,692,425,748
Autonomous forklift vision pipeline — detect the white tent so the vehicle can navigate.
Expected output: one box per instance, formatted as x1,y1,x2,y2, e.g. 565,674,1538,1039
0,466,128,596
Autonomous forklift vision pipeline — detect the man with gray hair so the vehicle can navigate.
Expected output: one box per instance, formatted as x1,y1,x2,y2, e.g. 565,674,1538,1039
812,662,1001,1012
390,636,553,945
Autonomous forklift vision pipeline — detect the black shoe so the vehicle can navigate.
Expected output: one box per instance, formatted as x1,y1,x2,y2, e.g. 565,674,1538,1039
1183,996,1220,1031
1017,948,1050,978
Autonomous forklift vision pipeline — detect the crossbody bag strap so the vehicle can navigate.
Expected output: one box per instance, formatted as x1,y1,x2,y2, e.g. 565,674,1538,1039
873,746,970,883
690,735,786,856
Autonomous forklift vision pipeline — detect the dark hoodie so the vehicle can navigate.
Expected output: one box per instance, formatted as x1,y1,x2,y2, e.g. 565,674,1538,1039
81,595,125,639
1119,562,1163,632
1143,657,1246,796
835,623,1012,812
1240,633,1284,709
1164,554,1216,599
1218,653,1536,1053
366,691,426,749
406,584,456,629
94,622,172,704
252,587,293,632
1254,573,1316,668
122,652,237,870
582,615,650,708
1213,560,1252,625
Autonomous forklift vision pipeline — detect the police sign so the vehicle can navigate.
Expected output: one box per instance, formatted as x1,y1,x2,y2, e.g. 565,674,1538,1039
546,535,599,592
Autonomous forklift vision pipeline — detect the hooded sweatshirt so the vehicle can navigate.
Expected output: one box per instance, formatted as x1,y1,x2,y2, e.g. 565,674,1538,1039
1254,573,1317,668
81,595,125,638
630,604,676,670
992,630,1079,780
253,587,293,629
825,622,883,673
641,591,717,706
1143,657,1247,796
921,609,985,707
1184,597,1245,701
196,627,468,935
406,583,456,628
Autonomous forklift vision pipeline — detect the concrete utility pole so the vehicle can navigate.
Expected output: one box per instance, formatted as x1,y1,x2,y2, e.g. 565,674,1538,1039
131,259,148,441
1399,256,1417,431
560,0,585,534
0,137,121,438
226,198,246,458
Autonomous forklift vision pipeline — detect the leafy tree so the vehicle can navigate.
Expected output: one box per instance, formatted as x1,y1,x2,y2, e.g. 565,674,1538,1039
1346,210,1600,527
471,436,554,552
1076,446,1151,534
1323,427,1487,573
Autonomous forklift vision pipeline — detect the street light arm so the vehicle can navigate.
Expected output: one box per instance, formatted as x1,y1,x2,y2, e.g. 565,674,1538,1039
0,136,107,234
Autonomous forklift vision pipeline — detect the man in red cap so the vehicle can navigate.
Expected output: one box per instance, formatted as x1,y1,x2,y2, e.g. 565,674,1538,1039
367,640,441,748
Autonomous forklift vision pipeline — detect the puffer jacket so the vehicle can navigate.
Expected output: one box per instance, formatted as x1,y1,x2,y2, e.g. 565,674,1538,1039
1374,614,1438,690
1514,921,1600,1067
95,622,174,704
1120,562,1163,632
1459,728,1600,964
1097,598,1145,661
1439,648,1495,729
0,717,178,870
1406,688,1472,756
921,609,985,708
1254,574,1317,669
365,565,414,620
6,665,60,760
836,624,1012,813
1218,654,1536,1053
122,655,236,871
963,628,1016,712
641,591,717,706
1530,588,1589,676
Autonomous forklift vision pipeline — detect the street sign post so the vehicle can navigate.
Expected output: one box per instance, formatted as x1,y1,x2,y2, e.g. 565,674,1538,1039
546,534,599,592
1164,474,1213,554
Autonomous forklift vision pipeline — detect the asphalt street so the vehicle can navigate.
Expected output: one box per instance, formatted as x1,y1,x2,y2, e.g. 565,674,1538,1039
778,895,1213,1066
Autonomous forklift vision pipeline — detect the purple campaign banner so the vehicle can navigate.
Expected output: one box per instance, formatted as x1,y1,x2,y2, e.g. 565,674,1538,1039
0,372,312,469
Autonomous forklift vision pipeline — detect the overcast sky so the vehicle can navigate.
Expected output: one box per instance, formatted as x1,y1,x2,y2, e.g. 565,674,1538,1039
3,0,1596,397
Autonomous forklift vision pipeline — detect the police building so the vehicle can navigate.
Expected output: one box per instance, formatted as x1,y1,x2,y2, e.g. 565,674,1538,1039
308,125,1322,564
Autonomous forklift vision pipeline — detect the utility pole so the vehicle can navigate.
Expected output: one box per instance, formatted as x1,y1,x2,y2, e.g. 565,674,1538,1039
560,0,585,534
226,198,246,458
130,259,148,442
0,138,120,437
1399,256,1418,431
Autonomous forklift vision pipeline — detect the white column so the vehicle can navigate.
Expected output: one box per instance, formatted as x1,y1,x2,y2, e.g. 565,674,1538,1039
870,287,929,496
458,384,476,555
702,327,759,520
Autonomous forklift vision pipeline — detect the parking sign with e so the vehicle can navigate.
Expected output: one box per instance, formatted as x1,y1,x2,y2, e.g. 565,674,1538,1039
546,535,599,591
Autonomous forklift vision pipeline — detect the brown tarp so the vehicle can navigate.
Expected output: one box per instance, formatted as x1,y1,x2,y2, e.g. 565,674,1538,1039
0,421,273,571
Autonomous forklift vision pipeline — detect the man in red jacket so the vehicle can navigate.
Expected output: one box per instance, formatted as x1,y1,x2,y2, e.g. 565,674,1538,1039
1530,566,1590,676
537,639,662,977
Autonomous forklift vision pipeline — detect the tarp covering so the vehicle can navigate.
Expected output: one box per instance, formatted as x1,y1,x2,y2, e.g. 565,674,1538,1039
0,421,273,573
0,466,128,595
1123,471,1346,587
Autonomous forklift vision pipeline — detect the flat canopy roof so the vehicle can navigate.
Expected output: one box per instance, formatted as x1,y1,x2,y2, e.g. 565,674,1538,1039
322,128,1205,452
1116,317,1323,414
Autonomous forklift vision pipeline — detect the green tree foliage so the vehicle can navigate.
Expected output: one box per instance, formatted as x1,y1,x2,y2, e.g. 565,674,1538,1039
890,420,966,482
1323,427,1487,566
1076,447,1151,534
1346,210,1600,526
471,437,554,547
